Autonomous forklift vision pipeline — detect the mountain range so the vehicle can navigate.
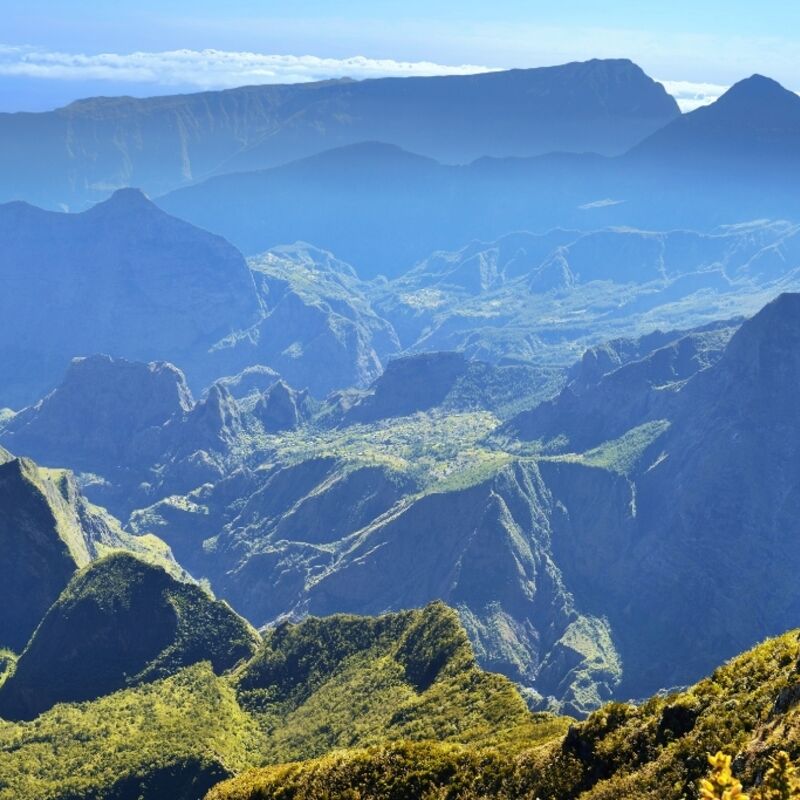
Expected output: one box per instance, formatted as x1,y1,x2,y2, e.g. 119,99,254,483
3,51,800,800
4,185,800,410
4,292,800,716
159,75,800,274
0,59,678,210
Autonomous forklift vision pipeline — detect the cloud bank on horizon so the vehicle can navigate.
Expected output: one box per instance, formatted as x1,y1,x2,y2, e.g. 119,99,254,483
0,45,497,87
0,44,735,112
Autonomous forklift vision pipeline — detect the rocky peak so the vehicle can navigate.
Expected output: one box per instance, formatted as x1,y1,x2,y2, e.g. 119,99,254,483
254,380,312,432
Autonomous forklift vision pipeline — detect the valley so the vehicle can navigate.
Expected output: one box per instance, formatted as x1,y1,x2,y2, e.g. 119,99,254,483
1,46,800,800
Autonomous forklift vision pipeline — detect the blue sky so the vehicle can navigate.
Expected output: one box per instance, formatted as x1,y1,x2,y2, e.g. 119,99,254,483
3,1,800,111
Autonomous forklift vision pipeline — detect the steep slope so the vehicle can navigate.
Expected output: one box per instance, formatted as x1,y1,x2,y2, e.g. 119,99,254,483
0,190,262,407
0,355,249,519
0,455,177,651
206,627,800,800
0,59,678,209
235,245,400,394
502,292,800,698
0,552,259,719
194,454,623,716
234,603,565,762
630,74,800,169
374,222,792,367
329,351,555,424
503,320,740,449
1,354,194,471
0,605,567,800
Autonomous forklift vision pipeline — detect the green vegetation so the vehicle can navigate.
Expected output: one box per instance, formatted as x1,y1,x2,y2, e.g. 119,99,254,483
0,663,262,800
205,740,537,800
234,602,565,764
256,410,503,492
208,627,800,800
0,553,259,719
0,599,567,799
576,419,671,475
0,650,16,689
0,455,183,652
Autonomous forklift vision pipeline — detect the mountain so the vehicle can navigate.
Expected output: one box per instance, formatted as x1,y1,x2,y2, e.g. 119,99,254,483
373,222,795,367
328,351,558,424
0,603,567,799
502,292,800,697
208,625,800,800
131,293,800,713
629,74,800,169
149,447,622,716
0,59,679,210
0,454,178,651
237,244,401,394
1,354,194,471
0,190,262,408
502,320,740,449
160,76,800,274
232,602,562,761
0,355,242,520
0,552,259,720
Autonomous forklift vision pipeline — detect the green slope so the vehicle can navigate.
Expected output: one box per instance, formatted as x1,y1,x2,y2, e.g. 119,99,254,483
0,456,180,652
0,602,567,799
207,626,800,800
0,553,259,720
0,663,261,800
234,602,564,763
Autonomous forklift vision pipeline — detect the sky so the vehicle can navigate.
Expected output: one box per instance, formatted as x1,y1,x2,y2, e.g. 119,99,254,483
2,1,800,112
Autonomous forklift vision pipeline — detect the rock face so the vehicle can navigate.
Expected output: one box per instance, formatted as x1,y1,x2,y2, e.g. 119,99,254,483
254,380,313,432
0,455,178,651
2,354,194,470
0,59,679,209
503,293,800,697
334,351,550,423
169,454,620,716
0,552,259,720
237,245,400,394
0,189,262,407
503,321,740,449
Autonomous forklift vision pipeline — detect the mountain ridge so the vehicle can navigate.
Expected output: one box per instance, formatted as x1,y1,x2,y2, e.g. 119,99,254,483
0,58,679,209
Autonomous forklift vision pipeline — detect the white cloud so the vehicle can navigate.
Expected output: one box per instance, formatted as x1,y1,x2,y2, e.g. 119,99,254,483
0,45,499,88
658,79,729,112
4,44,791,116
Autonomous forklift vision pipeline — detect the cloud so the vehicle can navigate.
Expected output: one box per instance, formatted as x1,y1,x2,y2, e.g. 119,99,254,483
658,79,729,112
3,44,791,116
0,45,498,88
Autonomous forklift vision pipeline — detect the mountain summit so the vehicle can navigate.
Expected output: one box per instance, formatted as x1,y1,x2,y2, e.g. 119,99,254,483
0,190,262,407
629,73,800,166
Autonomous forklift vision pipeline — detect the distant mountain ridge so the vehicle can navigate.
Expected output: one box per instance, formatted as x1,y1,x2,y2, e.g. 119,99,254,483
160,74,800,272
0,59,679,209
